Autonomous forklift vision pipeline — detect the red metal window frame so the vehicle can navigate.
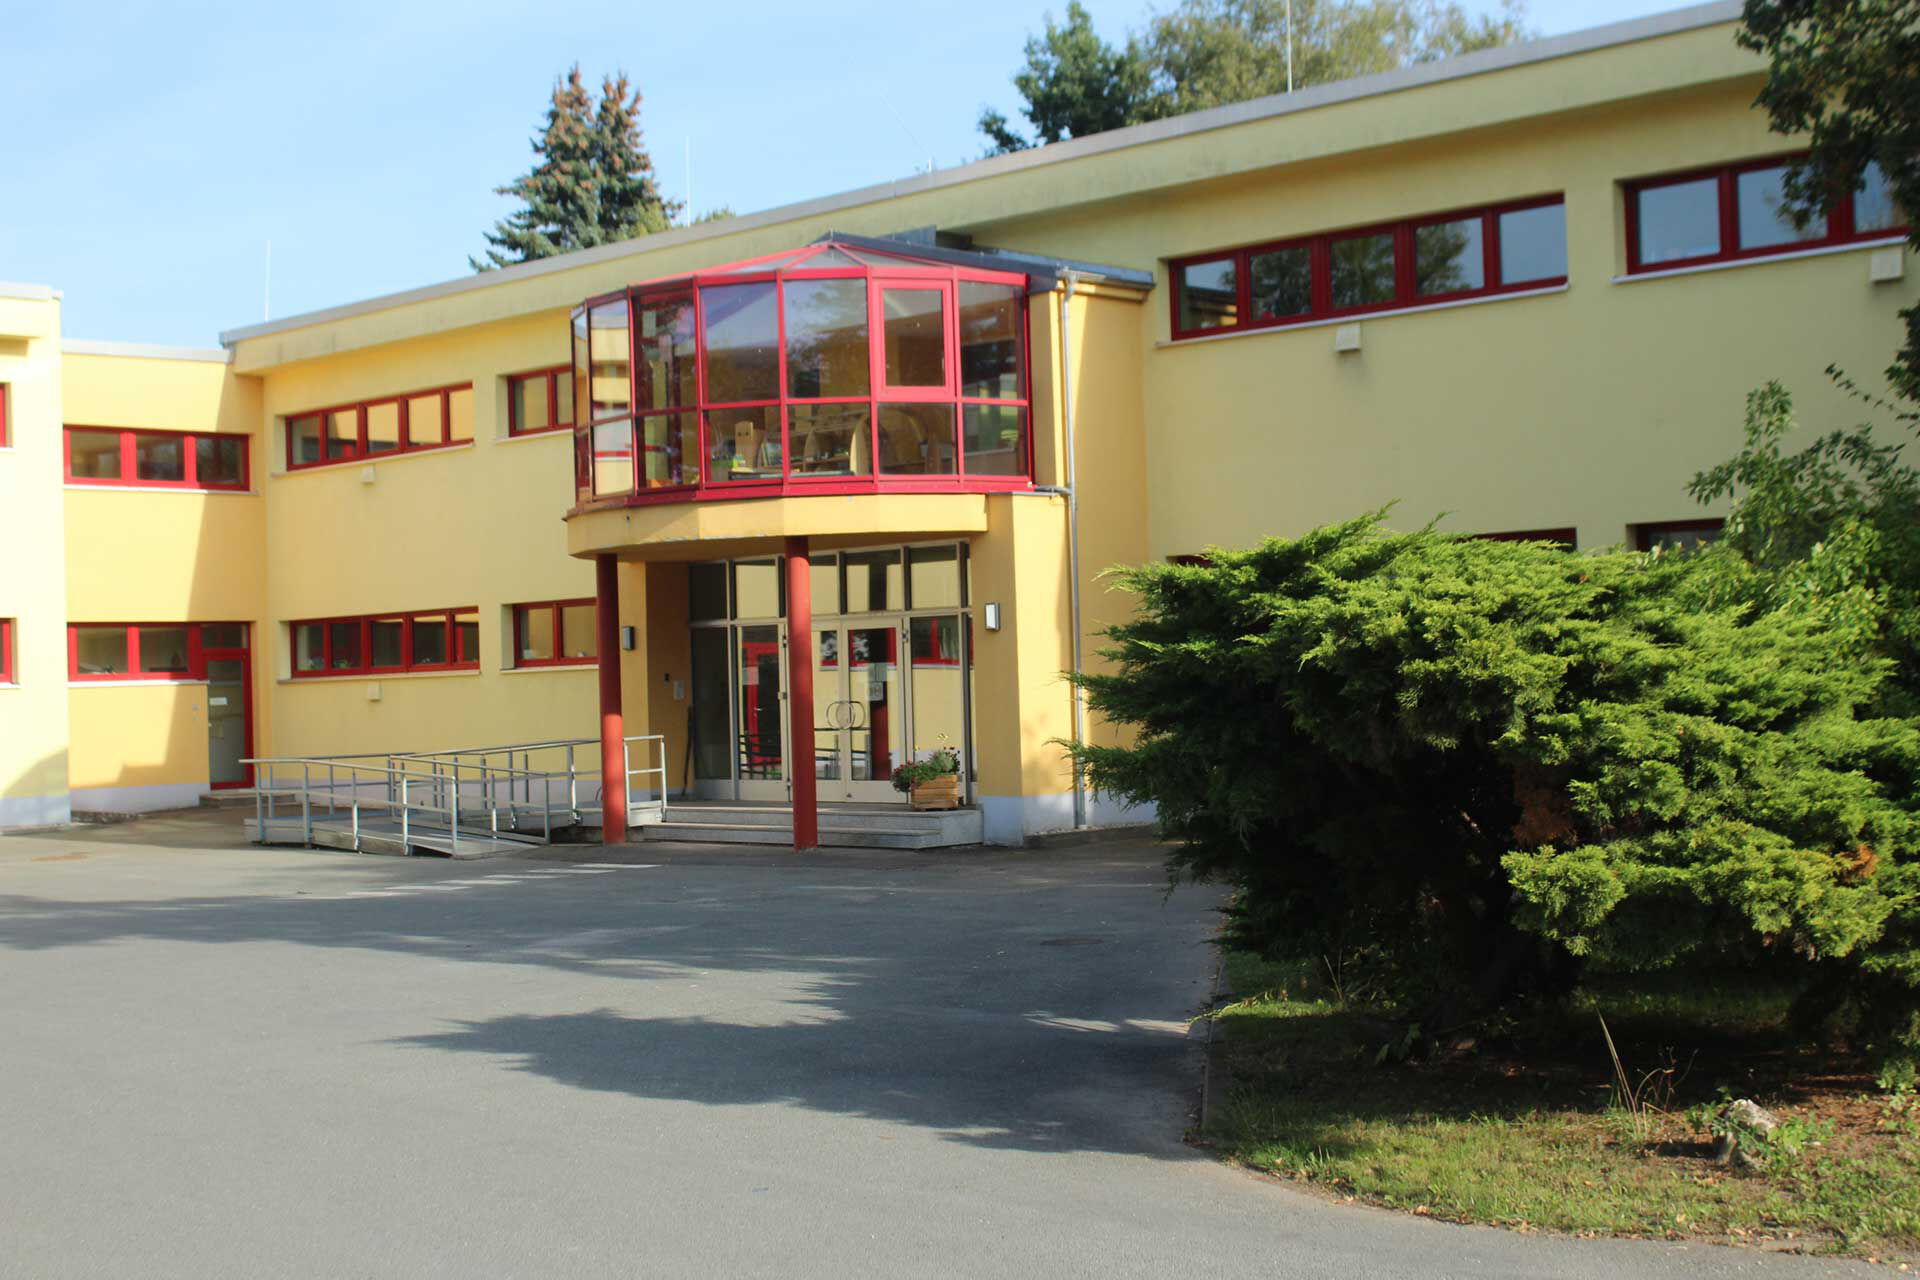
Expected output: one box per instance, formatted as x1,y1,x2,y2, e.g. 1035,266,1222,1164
1168,194,1568,341
0,618,13,683
67,621,241,682
288,609,480,677
1634,518,1724,553
570,246,1035,513
0,383,9,448
62,426,250,491
511,598,597,667
1473,527,1578,547
1624,152,1908,275
507,365,574,436
284,383,473,471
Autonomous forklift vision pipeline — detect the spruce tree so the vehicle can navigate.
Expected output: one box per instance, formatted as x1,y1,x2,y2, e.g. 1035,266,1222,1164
473,67,681,271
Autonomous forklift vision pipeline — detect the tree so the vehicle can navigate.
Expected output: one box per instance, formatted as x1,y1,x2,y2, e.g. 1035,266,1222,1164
473,67,681,271
1688,381,1920,714
1738,0,1920,400
1144,0,1528,115
979,0,1530,152
1070,518,1920,1054
978,2,1159,154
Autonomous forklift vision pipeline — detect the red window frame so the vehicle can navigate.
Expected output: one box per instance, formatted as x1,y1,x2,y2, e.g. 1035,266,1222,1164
68,622,246,682
1634,518,1724,553
0,383,10,448
1624,152,1907,274
569,246,1035,512
62,426,250,491
1168,194,1568,340
507,365,574,436
1473,527,1577,547
0,618,14,683
288,609,480,677
511,598,598,667
284,383,473,471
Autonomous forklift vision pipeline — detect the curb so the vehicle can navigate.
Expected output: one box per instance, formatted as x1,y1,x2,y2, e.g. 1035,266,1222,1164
1199,955,1232,1133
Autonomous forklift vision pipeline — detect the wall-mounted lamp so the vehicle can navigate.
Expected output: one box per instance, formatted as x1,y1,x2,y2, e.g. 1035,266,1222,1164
620,626,637,651
983,602,1002,632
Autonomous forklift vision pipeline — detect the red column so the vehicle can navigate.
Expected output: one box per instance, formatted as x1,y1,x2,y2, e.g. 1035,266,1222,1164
784,537,818,852
595,554,627,845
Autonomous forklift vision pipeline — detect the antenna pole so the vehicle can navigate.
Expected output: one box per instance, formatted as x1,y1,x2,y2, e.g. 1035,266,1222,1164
1287,0,1295,92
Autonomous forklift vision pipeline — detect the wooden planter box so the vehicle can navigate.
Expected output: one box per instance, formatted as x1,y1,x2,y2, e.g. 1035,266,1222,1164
908,774,961,811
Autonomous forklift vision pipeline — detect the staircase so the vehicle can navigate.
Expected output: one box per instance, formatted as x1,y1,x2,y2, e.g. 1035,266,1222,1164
642,802,983,849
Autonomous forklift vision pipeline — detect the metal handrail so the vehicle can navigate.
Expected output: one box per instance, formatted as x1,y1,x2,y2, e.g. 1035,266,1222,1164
244,733,669,853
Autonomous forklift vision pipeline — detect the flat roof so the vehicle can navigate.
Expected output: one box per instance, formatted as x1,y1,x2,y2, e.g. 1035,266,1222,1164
62,339,231,364
219,0,1743,350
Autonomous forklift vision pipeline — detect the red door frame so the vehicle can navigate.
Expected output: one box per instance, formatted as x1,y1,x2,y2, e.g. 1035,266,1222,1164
202,642,255,789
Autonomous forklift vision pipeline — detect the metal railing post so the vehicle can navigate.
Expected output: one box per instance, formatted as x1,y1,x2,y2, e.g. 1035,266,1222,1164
301,763,312,845
401,774,410,850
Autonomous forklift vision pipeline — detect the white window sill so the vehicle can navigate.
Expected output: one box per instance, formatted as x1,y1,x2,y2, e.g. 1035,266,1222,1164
1612,236,1906,285
1156,283,1569,348
279,668,481,685
270,440,476,479
496,429,571,446
70,679,210,689
64,484,257,496
501,662,596,674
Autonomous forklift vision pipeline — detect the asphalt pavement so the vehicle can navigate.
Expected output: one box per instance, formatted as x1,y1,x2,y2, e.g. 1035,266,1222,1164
0,811,1880,1278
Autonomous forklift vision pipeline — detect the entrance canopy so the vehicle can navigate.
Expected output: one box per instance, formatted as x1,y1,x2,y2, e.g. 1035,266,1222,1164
569,237,1036,512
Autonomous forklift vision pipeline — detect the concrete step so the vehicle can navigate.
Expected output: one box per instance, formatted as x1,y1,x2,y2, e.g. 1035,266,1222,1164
642,822,951,850
642,806,983,849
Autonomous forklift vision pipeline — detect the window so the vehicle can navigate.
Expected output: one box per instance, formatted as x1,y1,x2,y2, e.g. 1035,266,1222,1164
67,622,245,681
571,241,1032,506
1472,528,1577,548
1170,196,1567,339
0,618,13,683
507,366,575,436
1626,155,1905,273
62,427,248,490
288,609,480,676
284,384,473,470
512,599,598,667
0,383,9,448
1635,519,1723,553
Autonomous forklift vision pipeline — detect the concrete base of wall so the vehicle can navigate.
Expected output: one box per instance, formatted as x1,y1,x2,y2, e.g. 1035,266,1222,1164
0,791,75,830
67,782,208,816
977,791,1157,846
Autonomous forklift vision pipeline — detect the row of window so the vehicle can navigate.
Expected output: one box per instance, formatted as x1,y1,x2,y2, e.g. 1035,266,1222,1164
1470,518,1724,552
70,622,249,681
1175,196,1569,336
1171,155,1903,339
291,600,600,676
26,607,594,685
65,426,249,490
286,384,476,470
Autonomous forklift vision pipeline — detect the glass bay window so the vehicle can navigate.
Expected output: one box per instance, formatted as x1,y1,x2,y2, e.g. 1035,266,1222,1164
570,240,1033,507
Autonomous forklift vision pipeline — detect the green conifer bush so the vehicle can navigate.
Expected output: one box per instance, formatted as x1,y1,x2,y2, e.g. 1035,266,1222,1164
1073,512,1920,1052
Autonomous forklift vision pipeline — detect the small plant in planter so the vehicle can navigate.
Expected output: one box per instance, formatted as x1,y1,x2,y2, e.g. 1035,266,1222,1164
891,742,962,810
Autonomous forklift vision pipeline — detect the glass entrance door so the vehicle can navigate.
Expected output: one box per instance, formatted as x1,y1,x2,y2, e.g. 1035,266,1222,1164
735,623,788,800
814,622,906,802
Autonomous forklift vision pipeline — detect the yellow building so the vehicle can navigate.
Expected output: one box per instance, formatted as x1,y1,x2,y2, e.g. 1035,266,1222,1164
2,0,1914,845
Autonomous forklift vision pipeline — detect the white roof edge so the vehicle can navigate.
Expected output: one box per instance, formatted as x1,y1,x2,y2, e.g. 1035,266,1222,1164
0,281,61,302
218,0,1746,349
63,338,232,363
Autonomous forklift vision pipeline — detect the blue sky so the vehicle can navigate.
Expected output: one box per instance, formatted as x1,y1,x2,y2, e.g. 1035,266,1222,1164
0,0,1681,347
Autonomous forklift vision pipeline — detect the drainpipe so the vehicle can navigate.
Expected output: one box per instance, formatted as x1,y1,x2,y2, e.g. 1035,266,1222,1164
1059,272,1089,830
